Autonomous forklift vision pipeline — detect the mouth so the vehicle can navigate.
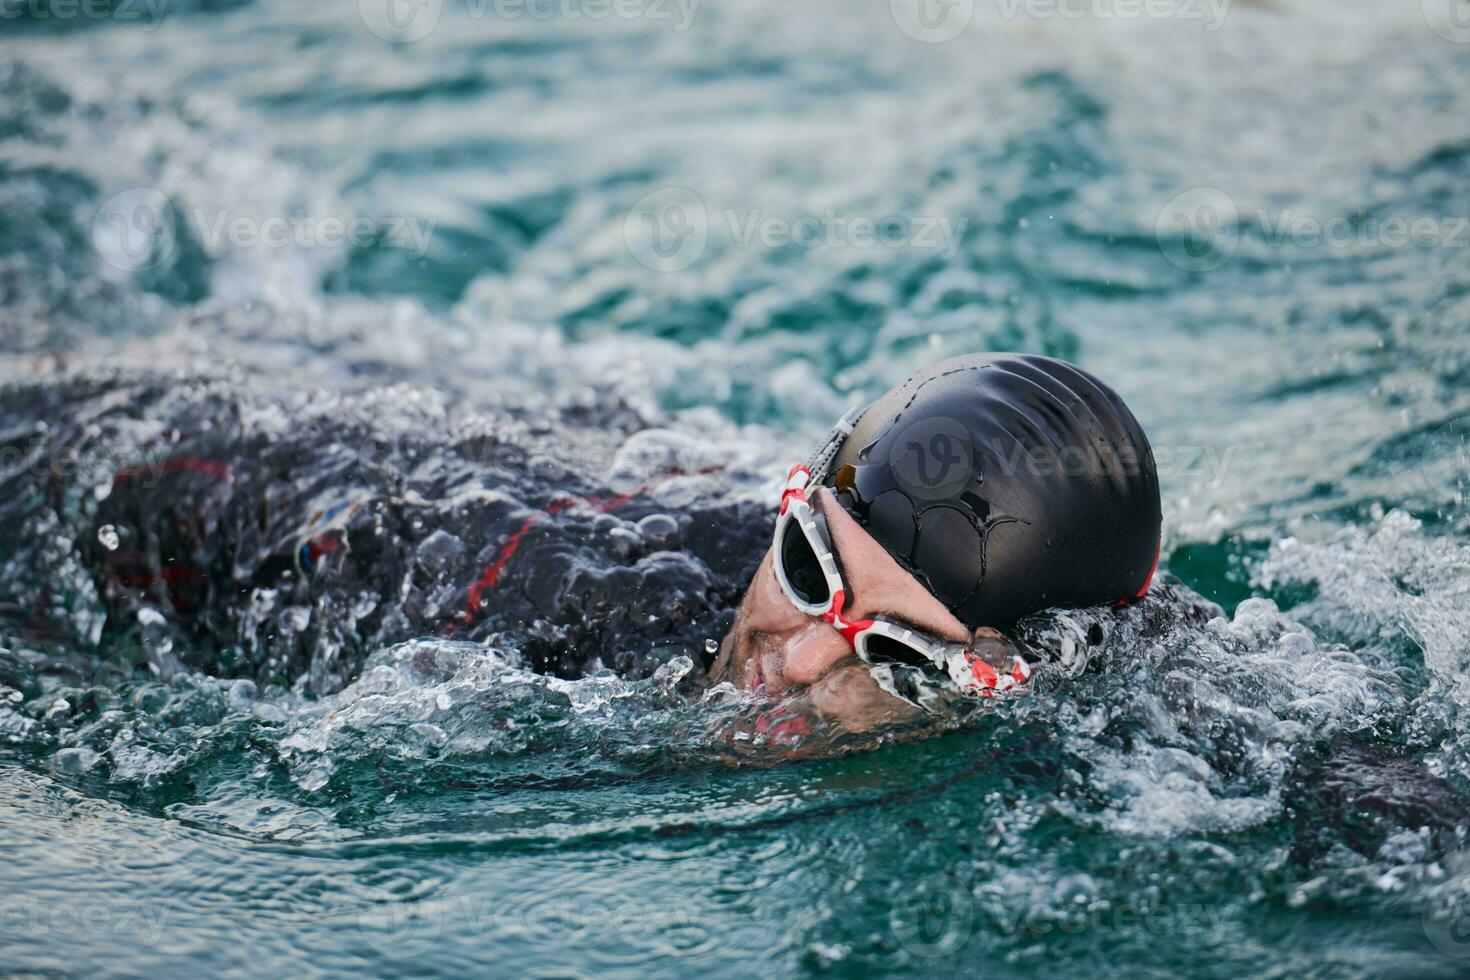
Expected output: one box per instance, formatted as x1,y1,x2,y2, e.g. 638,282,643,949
749,654,767,692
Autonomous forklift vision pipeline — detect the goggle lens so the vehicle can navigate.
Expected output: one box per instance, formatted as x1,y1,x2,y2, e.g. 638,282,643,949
778,516,832,607
858,632,938,672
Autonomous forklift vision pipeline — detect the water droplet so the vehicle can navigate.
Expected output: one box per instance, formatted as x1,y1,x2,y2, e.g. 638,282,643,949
608,526,642,560
637,513,680,548
252,702,287,723
52,747,99,775
228,679,258,710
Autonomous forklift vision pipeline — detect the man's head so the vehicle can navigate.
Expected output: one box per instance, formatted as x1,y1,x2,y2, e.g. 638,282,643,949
710,353,1161,729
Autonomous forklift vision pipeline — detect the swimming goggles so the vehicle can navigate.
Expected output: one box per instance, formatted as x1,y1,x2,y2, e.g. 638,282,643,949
771,410,1030,700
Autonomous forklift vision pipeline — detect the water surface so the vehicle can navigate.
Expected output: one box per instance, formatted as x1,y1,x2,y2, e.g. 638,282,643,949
3,1,1470,975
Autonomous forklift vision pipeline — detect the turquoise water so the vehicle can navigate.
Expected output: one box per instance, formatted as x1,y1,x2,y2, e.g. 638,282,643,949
4,1,1470,975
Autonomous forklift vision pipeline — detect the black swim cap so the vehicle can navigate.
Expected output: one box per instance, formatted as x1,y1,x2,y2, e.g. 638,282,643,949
822,353,1161,629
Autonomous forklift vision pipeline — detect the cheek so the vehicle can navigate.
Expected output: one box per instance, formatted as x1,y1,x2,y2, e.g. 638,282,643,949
740,550,807,631
714,551,799,679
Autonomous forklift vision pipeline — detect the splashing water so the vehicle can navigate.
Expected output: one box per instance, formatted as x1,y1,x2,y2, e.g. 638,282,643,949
3,0,1470,975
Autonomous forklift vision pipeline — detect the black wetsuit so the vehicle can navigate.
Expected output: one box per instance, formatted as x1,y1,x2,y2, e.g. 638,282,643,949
0,371,769,692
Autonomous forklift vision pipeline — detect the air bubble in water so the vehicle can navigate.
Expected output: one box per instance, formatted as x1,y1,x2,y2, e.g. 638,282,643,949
608,526,642,560
705,638,719,655
253,702,287,723
637,513,680,548
228,679,258,710
52,747,100,775
98,525,120,551
411,723,448,746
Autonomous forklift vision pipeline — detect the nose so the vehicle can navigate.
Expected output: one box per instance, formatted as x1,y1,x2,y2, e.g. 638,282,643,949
772,617,855,689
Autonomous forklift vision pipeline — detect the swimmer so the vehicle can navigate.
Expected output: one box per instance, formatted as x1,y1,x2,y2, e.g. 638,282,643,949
4,352,1157,738
709,352,1161,733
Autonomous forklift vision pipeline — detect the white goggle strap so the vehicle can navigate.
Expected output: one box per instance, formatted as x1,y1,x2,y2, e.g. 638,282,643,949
803,406,864,486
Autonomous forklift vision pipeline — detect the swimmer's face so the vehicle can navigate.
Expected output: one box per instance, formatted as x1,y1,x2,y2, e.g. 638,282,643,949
710,486,975,733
